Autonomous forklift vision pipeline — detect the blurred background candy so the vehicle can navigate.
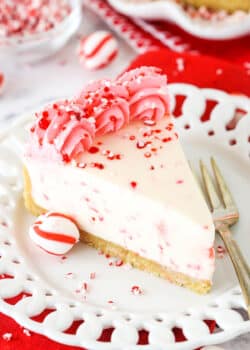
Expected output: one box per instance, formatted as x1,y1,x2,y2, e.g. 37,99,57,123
78,30,118,70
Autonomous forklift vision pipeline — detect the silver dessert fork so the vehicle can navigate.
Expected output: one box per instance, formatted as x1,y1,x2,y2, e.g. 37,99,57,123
198,158,250,316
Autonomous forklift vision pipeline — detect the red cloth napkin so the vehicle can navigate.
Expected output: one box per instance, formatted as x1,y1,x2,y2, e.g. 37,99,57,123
0,311,215,349
0,49,249,349
135,21,250,69
127,49,250,97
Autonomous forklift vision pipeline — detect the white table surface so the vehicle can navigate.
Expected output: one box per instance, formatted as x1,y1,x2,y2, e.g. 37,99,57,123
0,7,249,350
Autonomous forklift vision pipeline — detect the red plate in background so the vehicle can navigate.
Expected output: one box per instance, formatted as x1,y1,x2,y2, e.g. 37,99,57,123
127,49,250,97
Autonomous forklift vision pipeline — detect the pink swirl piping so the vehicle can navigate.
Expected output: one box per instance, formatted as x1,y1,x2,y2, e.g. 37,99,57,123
33,100,95,162
78,79,129,135
28,67,171,163
117,67,170,121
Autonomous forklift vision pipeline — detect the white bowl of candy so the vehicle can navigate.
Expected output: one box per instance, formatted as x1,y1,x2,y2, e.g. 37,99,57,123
0,0,82,62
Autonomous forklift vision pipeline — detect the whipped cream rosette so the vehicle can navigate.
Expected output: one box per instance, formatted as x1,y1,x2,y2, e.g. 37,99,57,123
78,79,130,135
117,67,170,121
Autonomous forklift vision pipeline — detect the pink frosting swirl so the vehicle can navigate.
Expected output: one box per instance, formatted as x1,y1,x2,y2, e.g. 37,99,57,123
31,100,95,162
77,79,130,135
117,66,170,121
27,67,172,163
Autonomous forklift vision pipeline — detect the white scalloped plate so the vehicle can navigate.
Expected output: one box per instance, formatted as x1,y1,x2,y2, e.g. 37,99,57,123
107,0,250,40
0,84,250,350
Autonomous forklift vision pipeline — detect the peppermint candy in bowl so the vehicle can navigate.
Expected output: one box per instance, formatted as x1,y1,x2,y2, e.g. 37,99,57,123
0,0,81,63
78,30,118,70
29,212,80,255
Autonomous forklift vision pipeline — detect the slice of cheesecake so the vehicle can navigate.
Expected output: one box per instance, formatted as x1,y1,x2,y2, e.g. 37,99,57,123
23,67,215,294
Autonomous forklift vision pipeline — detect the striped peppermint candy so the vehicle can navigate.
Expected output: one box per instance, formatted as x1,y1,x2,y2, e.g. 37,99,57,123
29,212,80,255
78,30,118,70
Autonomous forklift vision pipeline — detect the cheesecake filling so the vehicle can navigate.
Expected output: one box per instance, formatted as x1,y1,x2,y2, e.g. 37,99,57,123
25,155,214,281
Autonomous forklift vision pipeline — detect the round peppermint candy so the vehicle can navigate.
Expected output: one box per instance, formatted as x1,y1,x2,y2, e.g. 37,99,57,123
78,30,118,70
29,212,80,255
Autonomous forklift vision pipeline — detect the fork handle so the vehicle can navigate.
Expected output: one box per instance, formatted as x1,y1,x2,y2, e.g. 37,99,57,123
217,223,250,316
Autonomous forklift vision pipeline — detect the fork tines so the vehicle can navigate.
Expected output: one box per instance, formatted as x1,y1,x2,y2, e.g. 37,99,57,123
210,158,237,211
199,158,238,217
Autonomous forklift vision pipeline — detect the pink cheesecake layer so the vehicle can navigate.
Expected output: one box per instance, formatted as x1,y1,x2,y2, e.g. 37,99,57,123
24,117,215,281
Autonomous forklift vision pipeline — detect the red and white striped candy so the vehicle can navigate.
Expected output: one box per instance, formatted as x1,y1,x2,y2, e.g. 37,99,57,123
78,30,118,70
29,212,80,255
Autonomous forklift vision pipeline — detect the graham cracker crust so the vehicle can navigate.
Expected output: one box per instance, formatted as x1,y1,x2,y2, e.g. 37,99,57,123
23,166,212,294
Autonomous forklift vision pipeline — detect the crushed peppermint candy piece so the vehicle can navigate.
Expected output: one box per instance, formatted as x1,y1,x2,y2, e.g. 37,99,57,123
107,300,117,309
114,259,124,267
131,285,144,295
65,272,76,279
75,281,89,297
82,281,89,293
23,328,31,336
77,162,87,169
216,245,226,258
90,272,96,279
108,257,124,267
143,119,156,126
2,333,13,341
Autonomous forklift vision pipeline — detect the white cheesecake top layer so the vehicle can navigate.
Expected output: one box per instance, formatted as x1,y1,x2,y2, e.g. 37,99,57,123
73,118,213,231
